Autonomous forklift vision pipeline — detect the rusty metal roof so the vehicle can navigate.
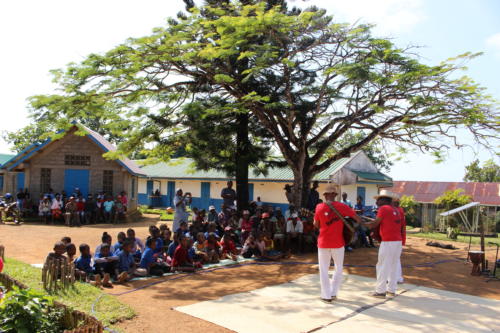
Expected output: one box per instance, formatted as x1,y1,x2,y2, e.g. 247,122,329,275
388,181,500,206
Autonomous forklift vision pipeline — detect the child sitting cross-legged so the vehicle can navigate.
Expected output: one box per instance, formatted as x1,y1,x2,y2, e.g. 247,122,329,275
258,232,287,260
205,232,221,263
75,243,112,288
113,232,127,255
139,238,170,276
220,227,239,261
172,234,197,272
66,243,77,262
193,232,210,264
241,234,262,259
117,239,147,282
94,243,119,285
46,241,68,262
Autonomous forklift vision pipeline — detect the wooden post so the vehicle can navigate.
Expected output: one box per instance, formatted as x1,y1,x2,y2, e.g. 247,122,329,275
479,208,486,272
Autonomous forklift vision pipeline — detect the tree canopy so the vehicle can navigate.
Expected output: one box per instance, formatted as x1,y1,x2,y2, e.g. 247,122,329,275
463,159,500,182
17,0,499,207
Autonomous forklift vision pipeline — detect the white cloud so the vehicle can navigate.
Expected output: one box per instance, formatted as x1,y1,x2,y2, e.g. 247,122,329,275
485,32,500,56
296,0,426,35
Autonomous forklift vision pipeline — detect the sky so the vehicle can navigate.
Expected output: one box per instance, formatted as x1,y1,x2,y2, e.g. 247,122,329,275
0,0,498,181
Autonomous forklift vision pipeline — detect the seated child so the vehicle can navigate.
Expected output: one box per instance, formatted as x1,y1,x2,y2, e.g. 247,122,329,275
193,232,209,264
205,232,221,263
167,232,180,259
113,232,127,255
94,243,119,282
220,228,239,261
66,243,77,262
117,239,146,282
241,235,262,259
127,228,145,259
75,243,112,287
204,222,220,240
159,224,172,248
61,236,72,245
176,221,189,236
172,234,196,272
148,225,165,255
95,232,115,256
258,232,286,260
140,238,170,276
46,241,68,262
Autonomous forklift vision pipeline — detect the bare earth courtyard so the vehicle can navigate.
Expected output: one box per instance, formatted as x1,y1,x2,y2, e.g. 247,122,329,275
0,217,498,333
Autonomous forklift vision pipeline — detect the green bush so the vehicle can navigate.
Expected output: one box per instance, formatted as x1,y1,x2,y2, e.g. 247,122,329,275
0,287,65,333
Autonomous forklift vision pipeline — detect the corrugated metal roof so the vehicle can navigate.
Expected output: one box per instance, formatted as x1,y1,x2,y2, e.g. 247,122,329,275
351,170,392,182
0,154,15,167
138,157,350,182
388,181,500,206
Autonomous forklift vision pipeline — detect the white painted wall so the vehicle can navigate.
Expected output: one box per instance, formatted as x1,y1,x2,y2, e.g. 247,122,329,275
175,180,201,197
253,182,292,204
138,178,147,193
339,184,379,206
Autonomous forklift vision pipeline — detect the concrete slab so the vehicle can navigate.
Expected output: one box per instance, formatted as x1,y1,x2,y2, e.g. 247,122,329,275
175,272,500,333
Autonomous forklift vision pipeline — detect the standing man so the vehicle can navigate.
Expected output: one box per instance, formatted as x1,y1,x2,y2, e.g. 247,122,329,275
221,181,237,210
307,181,320,212
393,196,406,284
314,184,360,303
173,188,191,232
368,190,402,298
340,192,352,208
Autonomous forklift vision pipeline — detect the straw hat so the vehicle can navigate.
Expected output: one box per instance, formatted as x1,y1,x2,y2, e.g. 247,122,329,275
323,183,340,195
374,189,399,200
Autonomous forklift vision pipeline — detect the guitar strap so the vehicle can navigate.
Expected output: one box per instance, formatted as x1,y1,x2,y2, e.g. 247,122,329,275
325,201,355,234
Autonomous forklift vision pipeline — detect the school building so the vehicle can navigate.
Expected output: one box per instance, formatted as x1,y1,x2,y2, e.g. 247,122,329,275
0,125,144,211
136,151,393,211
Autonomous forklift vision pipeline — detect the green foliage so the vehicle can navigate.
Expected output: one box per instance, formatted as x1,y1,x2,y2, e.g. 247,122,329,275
463,159,500,182
399,195,419,226
434,189,472,207
0,287,65,333
138,205,174,221
18,0,499,208
2,257,134,326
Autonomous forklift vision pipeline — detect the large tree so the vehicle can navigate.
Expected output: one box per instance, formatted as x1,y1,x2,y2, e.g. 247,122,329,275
463,159,500,182
25,0,498,208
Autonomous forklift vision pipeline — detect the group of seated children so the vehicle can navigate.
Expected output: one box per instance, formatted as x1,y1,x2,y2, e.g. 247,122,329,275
37,189,128,226
46,220,290,288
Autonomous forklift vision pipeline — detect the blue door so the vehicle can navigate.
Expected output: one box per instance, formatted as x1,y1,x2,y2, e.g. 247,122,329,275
357,186,366,205
64,169,89,196
17,172,25,190
248,183,254,201
200,182,210,210
167,181,175,206
146,180,154,195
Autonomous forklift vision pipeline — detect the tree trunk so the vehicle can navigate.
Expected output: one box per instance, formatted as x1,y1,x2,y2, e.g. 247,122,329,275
235,112,250,212
291,164,313,209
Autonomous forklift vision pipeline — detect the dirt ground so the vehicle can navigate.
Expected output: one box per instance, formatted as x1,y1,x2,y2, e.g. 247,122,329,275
0,216,499,333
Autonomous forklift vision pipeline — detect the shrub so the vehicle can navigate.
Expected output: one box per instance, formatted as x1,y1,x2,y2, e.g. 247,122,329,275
0,287,65,333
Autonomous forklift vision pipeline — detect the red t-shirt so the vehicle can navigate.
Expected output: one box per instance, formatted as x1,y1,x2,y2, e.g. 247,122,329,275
377,205,403,242
220,239,237,255
314,202,356,249
172,245,191,267
397,206,406,245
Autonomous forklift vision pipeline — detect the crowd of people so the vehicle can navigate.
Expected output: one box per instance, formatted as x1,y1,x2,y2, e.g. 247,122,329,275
3,188,129,226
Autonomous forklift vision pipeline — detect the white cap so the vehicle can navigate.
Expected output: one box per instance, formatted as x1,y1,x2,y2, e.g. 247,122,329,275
209,205,215,210
291,213,298,218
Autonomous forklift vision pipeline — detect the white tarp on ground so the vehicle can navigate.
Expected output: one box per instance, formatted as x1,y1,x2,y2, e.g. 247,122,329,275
175,273,500,333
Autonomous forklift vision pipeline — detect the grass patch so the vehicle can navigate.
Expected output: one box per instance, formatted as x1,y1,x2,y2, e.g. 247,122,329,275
2,257,135,327
138,206,174,221
411,232,500,246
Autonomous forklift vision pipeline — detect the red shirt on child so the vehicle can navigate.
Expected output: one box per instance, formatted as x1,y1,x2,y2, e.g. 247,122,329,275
172,245,191,267
221,239,237,255
314,201,356,249
377,205,403,242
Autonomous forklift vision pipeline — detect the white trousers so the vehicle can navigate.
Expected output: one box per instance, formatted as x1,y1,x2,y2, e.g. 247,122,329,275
318,247,344,299
396,256,404,283
376,241,402,293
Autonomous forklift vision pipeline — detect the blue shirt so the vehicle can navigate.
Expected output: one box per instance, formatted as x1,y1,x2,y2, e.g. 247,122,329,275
75,255,93,273
154,238,164,254
188,247,195,259
113,242,123,255
167,241,178,257
117,250,135,272
103,201,114,213
139,247,155,269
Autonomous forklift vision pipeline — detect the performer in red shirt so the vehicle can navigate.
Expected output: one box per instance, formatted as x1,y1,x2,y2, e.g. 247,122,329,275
314,184,361,303
368,190,402,298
